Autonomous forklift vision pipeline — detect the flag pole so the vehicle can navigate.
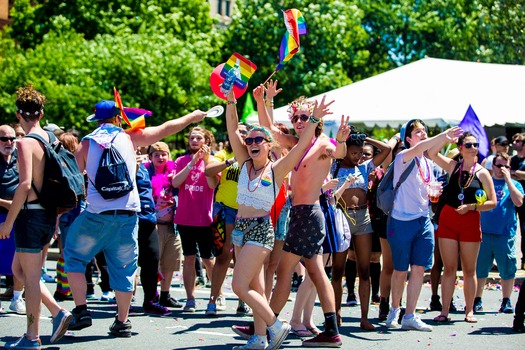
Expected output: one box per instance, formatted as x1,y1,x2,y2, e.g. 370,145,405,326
263,70,277,85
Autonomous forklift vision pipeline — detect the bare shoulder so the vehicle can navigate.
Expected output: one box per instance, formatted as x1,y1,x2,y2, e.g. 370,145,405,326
317,137,336,160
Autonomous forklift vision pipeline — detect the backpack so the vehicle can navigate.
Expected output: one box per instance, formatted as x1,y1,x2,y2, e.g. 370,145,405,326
376,158,415,215
90,132,133,200
25,131,85,214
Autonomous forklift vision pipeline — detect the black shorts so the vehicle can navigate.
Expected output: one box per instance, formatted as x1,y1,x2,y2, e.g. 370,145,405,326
283,205,325,259
15,209,56,253
178,225,215,259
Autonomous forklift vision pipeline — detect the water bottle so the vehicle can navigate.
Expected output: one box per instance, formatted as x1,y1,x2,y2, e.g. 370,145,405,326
220,59,241,97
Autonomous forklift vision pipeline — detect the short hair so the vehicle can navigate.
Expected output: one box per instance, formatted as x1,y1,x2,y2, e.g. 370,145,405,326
493,152,510,163
404,119,426,148
16,84,46,122
59,132,79,153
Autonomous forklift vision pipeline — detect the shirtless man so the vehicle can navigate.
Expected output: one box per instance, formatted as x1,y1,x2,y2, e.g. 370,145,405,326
260,93,350,347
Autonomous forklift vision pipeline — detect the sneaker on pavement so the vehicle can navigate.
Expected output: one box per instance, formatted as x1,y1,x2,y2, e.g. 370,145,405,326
41,272,55,283
429,295,443,311
267,320,290,350
50,309,73,344
232,324,254,340
195,276,206,287
386,308,401,329
9,298,26,314
1,287,14,300
346,293,358,306
159,294,183,308
100,291,115,302
143,300,171,316
302,333,342,348
401,315,433,332
216,294,226,311
232,334,268,350
109,317,132,337
473,297,483,313
183,298,196,312
68,309,92,331
205,303,217,316
237,301,253,316
499,298,514,314
4,334,42,349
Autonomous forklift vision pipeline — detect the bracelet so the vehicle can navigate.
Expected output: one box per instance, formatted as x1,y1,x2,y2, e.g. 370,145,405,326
265,99,274,108
309,115,321,124
336,139,346,144
186,163,193,170
227,101,236,105
392,135,401,142
473,203,478,211
225,159,231,167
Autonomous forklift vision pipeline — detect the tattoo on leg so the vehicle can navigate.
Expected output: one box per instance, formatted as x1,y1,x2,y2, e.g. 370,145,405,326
28,313,35,326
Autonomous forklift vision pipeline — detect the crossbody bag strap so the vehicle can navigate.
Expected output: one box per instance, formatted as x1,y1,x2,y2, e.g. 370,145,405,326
393,159,416,195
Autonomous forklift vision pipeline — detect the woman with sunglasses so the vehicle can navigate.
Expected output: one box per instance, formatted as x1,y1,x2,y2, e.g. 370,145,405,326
428,131,496,323
226,86,334,349
333,129,391,330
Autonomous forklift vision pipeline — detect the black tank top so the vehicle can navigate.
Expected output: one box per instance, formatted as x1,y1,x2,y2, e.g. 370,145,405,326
444,164,483,208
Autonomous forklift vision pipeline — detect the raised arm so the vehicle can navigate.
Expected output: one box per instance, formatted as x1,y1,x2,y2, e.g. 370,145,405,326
334,115,350,158
366,136,391,167
427,129,461,174
381,134,401,168
272,95,334,181
403,126,463,164
129,110,206,147
226,91,250,165
502,166,524,207
264,79,282,121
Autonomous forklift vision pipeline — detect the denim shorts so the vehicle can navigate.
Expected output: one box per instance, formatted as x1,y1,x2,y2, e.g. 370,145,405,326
476,233,517,280
275,198,291,241
213,201,238,225
387,216,434,271
64,211,139,292
14,209,56,253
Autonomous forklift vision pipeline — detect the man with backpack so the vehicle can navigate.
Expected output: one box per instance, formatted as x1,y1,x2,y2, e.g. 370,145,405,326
64,99,206,337
0,85,73,348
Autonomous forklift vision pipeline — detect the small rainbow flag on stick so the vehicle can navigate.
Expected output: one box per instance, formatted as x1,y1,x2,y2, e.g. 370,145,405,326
220,52,257,90
114,87,152,131
276,9,307,71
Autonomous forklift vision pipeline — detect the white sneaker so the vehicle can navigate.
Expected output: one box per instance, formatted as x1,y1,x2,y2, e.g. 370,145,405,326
233,335,268,350
385,308,401,329
267,319,290,350
9,298,26,314
401,315,433,332
216,295,226,311
100,291,115,302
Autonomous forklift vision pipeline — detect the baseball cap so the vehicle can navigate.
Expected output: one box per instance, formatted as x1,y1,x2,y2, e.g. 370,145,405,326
86,100,121,122
494,136,509,145
148,142,170,155
43,122,63,132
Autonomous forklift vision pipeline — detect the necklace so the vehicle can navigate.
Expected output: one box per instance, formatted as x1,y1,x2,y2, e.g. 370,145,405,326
247,160,270,193
457,161,476,204
414,156,431,185
294,138,318,172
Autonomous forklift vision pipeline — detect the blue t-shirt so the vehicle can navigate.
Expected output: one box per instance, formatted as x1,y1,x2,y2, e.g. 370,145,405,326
480,178,524,236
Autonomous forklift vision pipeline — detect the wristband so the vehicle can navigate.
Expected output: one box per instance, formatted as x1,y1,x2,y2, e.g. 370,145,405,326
265,99,274,108
392,135,401,142
186,163,193,170
336,139,346,144
225,159,231,167
227,101,236,105
473,203,478,211
309,115,321,124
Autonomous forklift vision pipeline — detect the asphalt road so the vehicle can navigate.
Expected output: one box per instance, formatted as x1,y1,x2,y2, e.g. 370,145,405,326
1,263,524,350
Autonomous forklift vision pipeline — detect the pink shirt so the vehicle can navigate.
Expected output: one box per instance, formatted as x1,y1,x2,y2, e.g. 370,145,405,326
172,155,214,226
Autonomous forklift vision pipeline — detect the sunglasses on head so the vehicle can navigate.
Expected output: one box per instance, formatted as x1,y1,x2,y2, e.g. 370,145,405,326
292,114,310,123
350,133,367,141
0,136,16,142
245,136,270,146
463,142,479,149
494,164,510,169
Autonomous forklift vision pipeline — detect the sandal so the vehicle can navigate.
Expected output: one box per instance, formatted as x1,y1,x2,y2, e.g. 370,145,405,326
464,315,478,323
433,315,451,323
307,327,321,336
291,328,313,337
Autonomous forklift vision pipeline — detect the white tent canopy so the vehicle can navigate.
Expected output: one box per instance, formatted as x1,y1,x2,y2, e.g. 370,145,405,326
248,58,525,133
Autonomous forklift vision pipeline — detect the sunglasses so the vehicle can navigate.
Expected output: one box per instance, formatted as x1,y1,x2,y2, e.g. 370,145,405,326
0,137,16,142
513,139,523,143
350,134,367,141
292,114,310,123
494,164,510,169
463,142,479,149
498,142,509,147
245,136,270,145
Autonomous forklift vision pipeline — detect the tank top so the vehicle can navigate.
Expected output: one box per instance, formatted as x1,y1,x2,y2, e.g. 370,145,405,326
237,162,276,212
444,164,483,208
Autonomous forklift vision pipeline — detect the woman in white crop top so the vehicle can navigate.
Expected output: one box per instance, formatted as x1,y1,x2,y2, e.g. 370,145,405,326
226,86,335,349
332,131,391,330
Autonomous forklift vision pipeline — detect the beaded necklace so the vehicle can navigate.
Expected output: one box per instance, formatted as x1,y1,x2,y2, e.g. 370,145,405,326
414,156,431,185
247,160,270,193
457,161,476,204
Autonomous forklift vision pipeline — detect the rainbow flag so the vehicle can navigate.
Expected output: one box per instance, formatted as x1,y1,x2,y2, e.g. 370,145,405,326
114,87,132,127
220,53,257,90
276,9,307,71
124,107,151,131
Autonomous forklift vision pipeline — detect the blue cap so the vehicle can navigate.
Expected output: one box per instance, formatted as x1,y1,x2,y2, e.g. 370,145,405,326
400,119,420,149
86,100,120,122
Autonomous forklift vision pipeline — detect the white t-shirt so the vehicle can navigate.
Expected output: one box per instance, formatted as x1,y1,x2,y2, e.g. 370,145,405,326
391,152,434,221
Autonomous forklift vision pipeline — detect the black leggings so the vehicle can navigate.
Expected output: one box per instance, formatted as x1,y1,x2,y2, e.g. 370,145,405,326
137,220,160,302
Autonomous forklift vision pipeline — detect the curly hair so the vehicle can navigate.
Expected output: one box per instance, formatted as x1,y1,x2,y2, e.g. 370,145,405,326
16,84,46,122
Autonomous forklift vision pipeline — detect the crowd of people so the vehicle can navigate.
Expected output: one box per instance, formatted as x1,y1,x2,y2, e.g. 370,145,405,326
0,82,524,350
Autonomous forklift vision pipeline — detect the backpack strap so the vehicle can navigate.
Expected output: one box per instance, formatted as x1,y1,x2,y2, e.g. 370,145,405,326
393,159,416,196
24,131,57,200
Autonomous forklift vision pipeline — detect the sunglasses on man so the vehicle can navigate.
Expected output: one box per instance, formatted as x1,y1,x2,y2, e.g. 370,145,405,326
498,142,509,147
494,164,510,169
0,137,16,142
245,136,270,146
463,142,479,149
292,114,310,123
